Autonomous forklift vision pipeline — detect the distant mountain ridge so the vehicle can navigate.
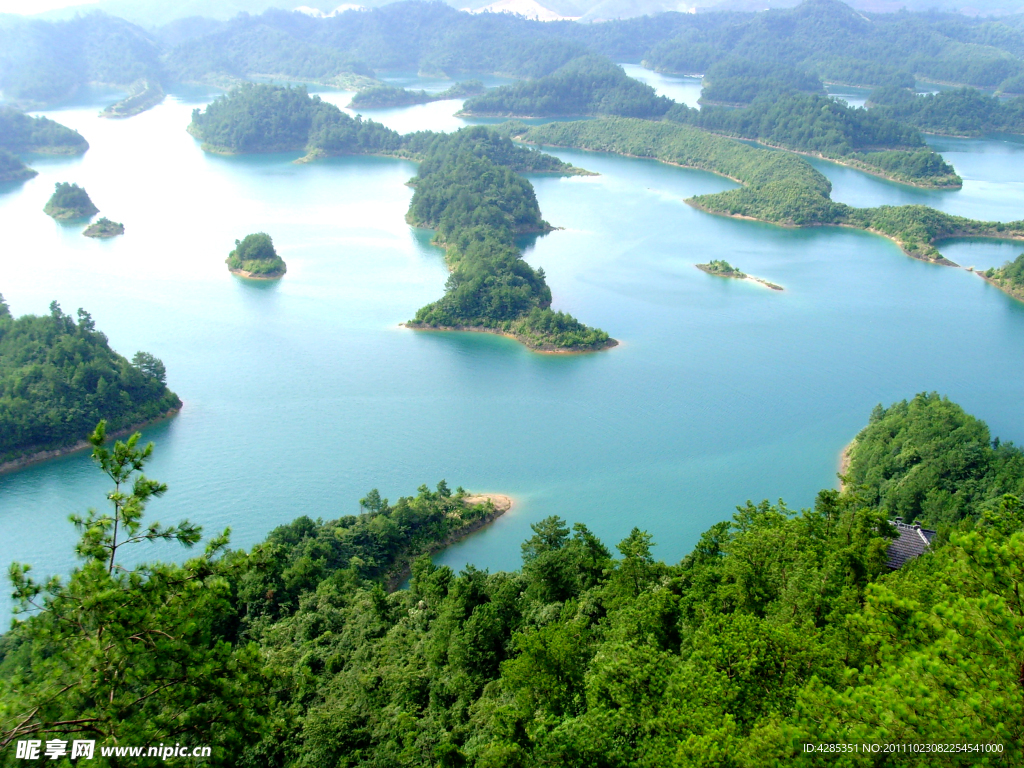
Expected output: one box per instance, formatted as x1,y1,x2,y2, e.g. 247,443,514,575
28,0,1024,28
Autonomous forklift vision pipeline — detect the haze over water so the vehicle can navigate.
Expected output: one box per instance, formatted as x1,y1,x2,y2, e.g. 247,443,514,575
3,78,1024,620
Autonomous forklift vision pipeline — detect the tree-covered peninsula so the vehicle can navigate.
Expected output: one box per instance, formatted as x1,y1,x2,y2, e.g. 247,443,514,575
0,297,181,466
0,107,88,155
0,150,36,183
982,253,1024,302
100,78,164,119
227,232,287,278
404,128,613,352
43,182,99,220
83,217,124,238
4,393,1024,764
667,92,961,189
517,118,1024,266
460,55,671,119
349,80,485,109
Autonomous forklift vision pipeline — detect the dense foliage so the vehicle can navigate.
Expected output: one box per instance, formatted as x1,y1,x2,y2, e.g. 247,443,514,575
188,84,402,156
461,56,671,119
43,183,99,220
846,392,1024,527
520,118,1024,262
4,395,1024,765
227,232,287,277
0,12,160,105
348,81,484,110
8,0,1024,109
870,86,1024,137
983,253,1024,301
0,299,181,462
0,107,88,155
666,92,960,187
641,0,1024,92
405,128,610,351
699,57,824,105
0,151,36,184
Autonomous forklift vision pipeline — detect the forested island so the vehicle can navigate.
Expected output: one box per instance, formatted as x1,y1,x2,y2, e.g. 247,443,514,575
82,217,124,238
982,253,1024,302
517,118,1024,266
188,84,402,157
460,56,671,119
404,128,613,352
349,80,485,109
3,392,1022,763
0,150,36,184
0,297,181,468
0,107,88,155
696,260,783,290
227,232,287,279
43,182,99,221
100,79,165,118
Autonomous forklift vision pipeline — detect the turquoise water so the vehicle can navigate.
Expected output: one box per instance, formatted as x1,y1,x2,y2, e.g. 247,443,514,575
3,86,1024,623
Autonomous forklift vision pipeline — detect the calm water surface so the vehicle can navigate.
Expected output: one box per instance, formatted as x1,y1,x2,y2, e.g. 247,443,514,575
3,86,1024,621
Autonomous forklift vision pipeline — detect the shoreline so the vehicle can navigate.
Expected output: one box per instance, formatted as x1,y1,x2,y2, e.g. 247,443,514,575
400,322,619,354
385,493,514,591
0,407,181,475
838,437,857,491
975,270,1024,304
229,267,284,280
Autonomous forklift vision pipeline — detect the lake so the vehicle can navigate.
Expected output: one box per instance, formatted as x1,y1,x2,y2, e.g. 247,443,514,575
2,75,1024,621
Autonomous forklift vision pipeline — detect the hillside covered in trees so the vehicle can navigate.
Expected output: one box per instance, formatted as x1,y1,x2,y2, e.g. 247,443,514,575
870,86,1024,137
188,84,402,156
0,108,88,155
0,151,36,184
0,298,181,464
2,394,1022,765
8,0,1024,112
519,118,1024,264
460,56,671,119
666,92,961,188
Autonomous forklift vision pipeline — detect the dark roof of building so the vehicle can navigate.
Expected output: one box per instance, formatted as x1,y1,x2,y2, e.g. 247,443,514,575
886,521,937,569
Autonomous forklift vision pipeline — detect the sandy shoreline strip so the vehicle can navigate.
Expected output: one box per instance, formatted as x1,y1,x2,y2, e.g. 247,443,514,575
837,438,856,491
462,493,514,514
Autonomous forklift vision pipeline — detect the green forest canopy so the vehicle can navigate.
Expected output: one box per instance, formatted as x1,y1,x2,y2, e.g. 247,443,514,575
2,393,1022,764
666,92,960,187
0,108,88,155
460,55,671,119
227,232,287,277
0,297,181,463
404,127,611,352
